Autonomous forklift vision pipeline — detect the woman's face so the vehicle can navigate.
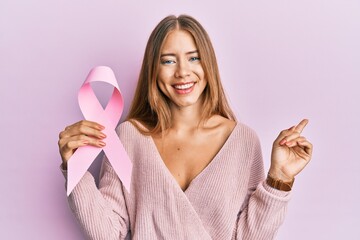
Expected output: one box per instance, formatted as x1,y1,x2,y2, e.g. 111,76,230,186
157,30,207,109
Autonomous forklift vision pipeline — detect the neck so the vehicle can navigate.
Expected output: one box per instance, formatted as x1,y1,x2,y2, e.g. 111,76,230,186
169,101,204,132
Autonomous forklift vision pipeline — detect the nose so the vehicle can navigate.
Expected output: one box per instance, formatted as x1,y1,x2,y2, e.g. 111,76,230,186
175,59,191,78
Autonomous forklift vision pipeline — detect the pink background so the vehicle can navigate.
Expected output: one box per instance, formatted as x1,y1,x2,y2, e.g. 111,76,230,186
1,0,359,239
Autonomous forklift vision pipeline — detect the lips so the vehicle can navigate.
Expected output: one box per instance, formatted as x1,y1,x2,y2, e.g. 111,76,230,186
172,82,196,94
173,82,195,90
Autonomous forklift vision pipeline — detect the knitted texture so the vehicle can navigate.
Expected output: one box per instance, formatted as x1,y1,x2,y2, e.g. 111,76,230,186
62,121,291,240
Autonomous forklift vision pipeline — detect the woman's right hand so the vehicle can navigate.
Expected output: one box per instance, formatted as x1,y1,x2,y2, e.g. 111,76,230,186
58,120,106,169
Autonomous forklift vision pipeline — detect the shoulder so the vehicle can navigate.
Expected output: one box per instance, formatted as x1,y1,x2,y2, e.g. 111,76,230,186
115,121,151,158
232,122,263,160
214,117,261,153
116,120,146,141
233,121,259,141
205,115,236,135
116,121,134,134
206,115,258,141
112,121,151,164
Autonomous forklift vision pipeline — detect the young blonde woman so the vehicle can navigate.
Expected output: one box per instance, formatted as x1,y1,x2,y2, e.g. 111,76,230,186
58,15,313,240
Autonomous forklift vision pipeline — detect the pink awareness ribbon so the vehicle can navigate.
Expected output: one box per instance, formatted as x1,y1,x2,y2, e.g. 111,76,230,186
67,66,132,196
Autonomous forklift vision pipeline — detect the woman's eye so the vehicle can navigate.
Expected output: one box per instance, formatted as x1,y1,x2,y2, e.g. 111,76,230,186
161,59,175,65
189,57,200,62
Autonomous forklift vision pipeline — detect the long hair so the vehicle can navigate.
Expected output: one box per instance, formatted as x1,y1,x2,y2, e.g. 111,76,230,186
126,15,236,135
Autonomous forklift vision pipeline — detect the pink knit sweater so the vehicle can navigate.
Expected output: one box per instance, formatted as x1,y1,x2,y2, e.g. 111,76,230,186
62,121,291,240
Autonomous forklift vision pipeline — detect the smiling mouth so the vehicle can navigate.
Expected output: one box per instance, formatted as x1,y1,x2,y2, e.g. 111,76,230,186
173,82,195,90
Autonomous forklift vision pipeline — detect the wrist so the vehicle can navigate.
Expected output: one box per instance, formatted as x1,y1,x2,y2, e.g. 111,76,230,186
268,167,294,182
266,172,294,192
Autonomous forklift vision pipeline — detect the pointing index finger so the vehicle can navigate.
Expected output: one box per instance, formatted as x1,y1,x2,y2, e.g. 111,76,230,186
295,119,309,134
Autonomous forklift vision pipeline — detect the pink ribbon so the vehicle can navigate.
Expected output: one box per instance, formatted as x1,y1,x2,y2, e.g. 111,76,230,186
67,66,132,196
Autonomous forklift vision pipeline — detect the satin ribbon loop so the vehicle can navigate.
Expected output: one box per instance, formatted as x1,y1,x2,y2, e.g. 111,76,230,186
67,66,132,196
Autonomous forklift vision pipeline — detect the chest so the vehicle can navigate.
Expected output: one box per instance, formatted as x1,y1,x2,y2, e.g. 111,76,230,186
153,130,229,191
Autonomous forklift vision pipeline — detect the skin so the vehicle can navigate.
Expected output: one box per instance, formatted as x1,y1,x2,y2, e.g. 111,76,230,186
58,29,313,190
58,120,106,168
270,119,313,182
157,30,207,109
153,31,237,190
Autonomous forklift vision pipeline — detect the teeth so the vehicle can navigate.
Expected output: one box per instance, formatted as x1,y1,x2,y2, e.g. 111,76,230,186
174,83,194,90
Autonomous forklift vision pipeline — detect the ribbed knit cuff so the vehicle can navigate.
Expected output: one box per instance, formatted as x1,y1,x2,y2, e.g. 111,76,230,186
262,180,291,199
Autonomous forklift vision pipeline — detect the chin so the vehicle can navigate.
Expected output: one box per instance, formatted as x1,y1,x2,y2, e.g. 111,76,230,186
173,96,203,108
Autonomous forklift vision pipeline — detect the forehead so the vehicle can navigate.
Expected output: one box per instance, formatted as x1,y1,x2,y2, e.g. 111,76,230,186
161,30,197,53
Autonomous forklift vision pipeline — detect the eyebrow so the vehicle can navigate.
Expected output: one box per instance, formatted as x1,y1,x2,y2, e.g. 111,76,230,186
160,50,198,57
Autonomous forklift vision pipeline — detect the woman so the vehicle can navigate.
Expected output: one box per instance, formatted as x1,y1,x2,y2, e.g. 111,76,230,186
58,15,313,239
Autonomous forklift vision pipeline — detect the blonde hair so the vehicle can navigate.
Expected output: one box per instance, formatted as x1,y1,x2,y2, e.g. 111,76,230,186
126,15,236,134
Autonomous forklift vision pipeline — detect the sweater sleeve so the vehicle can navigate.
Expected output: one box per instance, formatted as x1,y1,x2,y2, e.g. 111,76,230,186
235,133,291,240
62,156,130,240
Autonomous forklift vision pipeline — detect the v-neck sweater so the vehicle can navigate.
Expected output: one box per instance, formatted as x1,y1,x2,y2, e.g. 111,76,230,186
62,121,291,240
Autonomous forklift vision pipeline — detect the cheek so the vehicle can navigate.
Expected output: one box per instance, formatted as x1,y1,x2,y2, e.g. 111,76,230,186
158,67,173,79
156,78,170,97
194,65,205,81
157,81,166,92
201,80,208,91
157,69,173,88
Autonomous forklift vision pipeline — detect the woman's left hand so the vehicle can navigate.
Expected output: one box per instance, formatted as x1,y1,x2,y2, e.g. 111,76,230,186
269,119,313,182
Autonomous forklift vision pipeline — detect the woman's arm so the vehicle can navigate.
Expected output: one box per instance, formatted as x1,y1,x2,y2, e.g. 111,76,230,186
58,120,131,239
235,133,290,239
63,156,130,240
235,119,313,239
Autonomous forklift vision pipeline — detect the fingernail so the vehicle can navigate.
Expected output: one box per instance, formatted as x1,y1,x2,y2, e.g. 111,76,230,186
280,139,287,145
99,141,106,147
99,133,106,139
